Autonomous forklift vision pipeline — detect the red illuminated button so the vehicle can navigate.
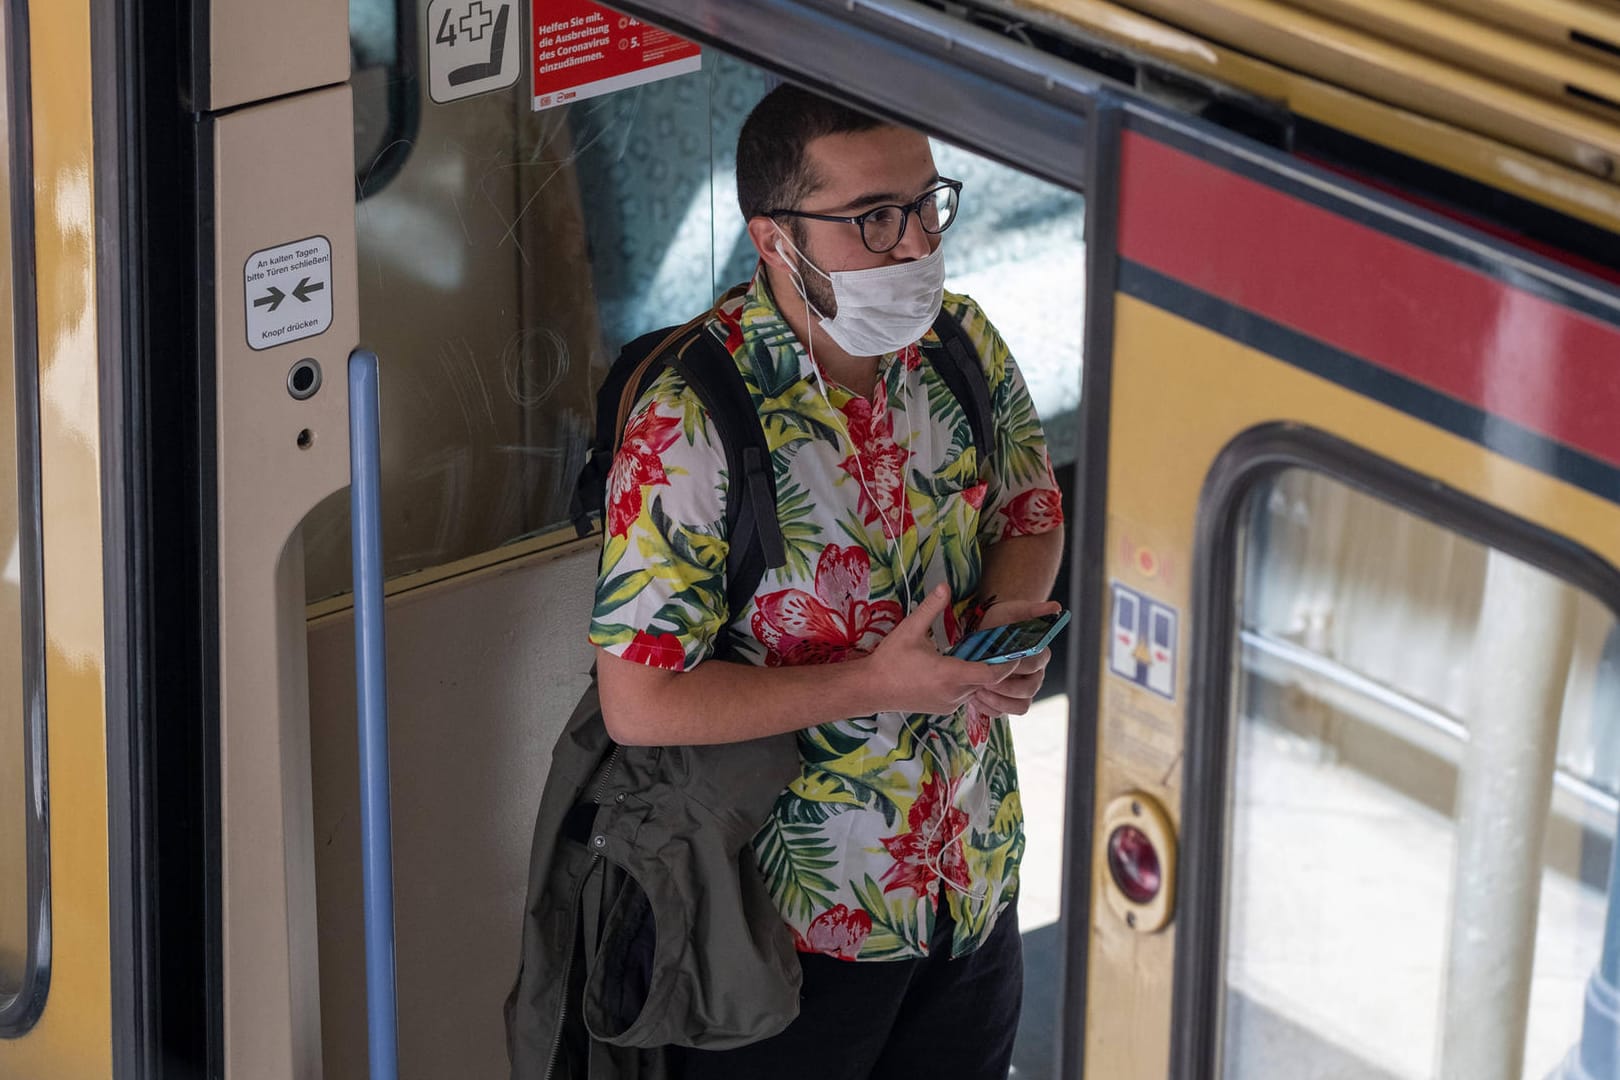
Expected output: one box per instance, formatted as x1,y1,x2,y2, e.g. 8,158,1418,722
1107,823,1161,904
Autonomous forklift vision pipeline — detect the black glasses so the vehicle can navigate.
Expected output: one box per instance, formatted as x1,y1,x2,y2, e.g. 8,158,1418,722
768,178,962,254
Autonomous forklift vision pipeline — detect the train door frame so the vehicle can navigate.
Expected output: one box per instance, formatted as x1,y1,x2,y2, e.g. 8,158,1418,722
97,0,355,1073
84,0,1620,1074
1077,94,1620,1076
108,0,1118,1074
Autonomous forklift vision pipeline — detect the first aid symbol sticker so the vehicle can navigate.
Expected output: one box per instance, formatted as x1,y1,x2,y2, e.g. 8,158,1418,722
427,0,521,103
244,236,332,351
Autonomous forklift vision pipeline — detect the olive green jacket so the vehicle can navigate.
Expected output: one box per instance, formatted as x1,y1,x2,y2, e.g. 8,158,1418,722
504,679,803,1079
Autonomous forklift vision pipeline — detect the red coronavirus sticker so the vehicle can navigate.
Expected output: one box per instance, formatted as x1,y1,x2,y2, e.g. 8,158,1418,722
531,2,702,111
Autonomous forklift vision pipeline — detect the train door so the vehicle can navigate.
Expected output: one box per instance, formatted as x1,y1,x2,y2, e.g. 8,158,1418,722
0,1,119,1075
60,0,1103,1074
186,3,359,1077
1074,99,1620,1079
301,3,1095,1077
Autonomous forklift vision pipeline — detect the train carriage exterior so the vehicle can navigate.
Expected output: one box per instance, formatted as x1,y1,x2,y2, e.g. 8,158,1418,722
3,0,1620,1076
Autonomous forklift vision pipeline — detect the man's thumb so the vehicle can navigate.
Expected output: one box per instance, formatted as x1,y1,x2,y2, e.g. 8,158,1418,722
914,582,950,618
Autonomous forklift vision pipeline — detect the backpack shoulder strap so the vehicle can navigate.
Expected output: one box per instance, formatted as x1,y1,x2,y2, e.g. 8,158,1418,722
665,332,786,621
613,318,708,447
609,282,751,448
568,318,708,539
927,307,995,471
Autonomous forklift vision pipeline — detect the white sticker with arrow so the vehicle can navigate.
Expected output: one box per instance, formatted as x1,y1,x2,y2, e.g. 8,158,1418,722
244,235,333,351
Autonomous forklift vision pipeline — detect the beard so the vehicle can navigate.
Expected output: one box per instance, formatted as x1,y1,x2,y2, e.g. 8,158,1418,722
799,260,839,319
785,226,840,319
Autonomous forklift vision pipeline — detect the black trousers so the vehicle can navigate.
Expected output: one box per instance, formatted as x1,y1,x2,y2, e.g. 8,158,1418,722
673,901,1023,1080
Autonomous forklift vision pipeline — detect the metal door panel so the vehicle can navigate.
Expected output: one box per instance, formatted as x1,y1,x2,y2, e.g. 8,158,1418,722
1074,99,1620,1078
202,0,348,111
211,83,356,1079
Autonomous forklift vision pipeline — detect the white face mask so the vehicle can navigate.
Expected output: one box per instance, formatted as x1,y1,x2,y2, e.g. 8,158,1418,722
775,230,946,357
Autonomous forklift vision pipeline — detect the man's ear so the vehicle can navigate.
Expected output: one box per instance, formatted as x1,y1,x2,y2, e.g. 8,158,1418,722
747,216,792,270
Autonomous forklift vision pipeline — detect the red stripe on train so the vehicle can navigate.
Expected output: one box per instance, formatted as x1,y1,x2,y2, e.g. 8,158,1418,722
1117,130,1620,469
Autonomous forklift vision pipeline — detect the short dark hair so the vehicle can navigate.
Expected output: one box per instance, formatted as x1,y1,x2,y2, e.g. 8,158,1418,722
735,84,888,222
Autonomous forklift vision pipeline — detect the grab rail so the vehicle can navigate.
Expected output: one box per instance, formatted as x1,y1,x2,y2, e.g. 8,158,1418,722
349,348,400,1079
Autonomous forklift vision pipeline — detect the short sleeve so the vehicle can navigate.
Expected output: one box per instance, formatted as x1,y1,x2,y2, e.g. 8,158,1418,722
945,295,1065,544
587,367,732,672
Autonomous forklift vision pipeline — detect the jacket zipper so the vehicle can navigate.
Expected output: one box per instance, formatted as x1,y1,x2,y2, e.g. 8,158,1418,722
589,745,622,806
543,745,623,1080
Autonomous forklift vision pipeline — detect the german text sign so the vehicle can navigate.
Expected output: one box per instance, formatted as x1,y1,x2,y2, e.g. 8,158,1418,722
244,236,332,351
531,1,701,112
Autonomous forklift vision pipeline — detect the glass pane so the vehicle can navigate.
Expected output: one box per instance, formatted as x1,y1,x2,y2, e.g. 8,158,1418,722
0,0,25,1002
315,3,1086,601
930,141,1083,467
1223,469,1619,1078
313,11,778,600
335,7,1085,1068
926,147,1081,1080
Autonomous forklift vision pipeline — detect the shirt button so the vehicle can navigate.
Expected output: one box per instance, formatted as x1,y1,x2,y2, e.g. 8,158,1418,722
614,792,627,804
592,835,607,849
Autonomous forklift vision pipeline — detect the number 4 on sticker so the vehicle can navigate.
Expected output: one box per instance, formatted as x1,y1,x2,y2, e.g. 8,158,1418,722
426,0,519,103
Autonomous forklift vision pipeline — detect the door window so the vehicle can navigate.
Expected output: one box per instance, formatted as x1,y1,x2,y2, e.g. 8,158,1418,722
0,0,47,1035
1222,468,1619,1078
317,4,1084,600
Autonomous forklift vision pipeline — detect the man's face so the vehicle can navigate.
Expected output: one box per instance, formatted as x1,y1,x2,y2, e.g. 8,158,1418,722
785,126,942,318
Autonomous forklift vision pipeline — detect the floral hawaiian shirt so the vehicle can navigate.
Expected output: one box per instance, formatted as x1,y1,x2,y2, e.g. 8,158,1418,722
589,268,1064,961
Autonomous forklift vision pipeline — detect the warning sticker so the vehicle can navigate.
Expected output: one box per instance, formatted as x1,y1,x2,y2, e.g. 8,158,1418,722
531,1,701,112
427,0,522,104
243,236,332,352
1107,581,1178,701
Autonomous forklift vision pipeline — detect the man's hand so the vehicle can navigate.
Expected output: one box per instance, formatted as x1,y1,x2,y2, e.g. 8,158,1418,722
864,584,1017,716
964,598,1062,717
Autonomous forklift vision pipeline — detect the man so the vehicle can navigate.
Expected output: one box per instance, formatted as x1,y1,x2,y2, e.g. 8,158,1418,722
589,83,1066,1078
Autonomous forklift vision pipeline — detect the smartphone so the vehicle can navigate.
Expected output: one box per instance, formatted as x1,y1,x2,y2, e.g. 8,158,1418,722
949,609,1071,664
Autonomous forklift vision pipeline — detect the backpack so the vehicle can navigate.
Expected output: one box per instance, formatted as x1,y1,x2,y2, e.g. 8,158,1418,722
569,293,997,613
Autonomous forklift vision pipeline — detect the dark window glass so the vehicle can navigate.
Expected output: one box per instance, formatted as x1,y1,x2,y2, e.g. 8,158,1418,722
0,0,48,1037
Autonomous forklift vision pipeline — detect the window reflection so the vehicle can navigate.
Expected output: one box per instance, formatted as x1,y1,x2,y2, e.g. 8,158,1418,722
0,0,43,1028
319,35,1084,600
1224,470,1617,1078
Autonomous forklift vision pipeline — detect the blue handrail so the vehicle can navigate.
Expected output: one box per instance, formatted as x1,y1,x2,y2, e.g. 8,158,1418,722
349,349,400,1079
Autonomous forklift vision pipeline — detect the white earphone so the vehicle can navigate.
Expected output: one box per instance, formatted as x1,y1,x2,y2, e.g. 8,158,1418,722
781,230,918,616
776,232,989,906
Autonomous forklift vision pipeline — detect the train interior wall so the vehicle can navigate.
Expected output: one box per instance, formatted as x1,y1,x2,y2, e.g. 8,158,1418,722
306,544,598,1078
